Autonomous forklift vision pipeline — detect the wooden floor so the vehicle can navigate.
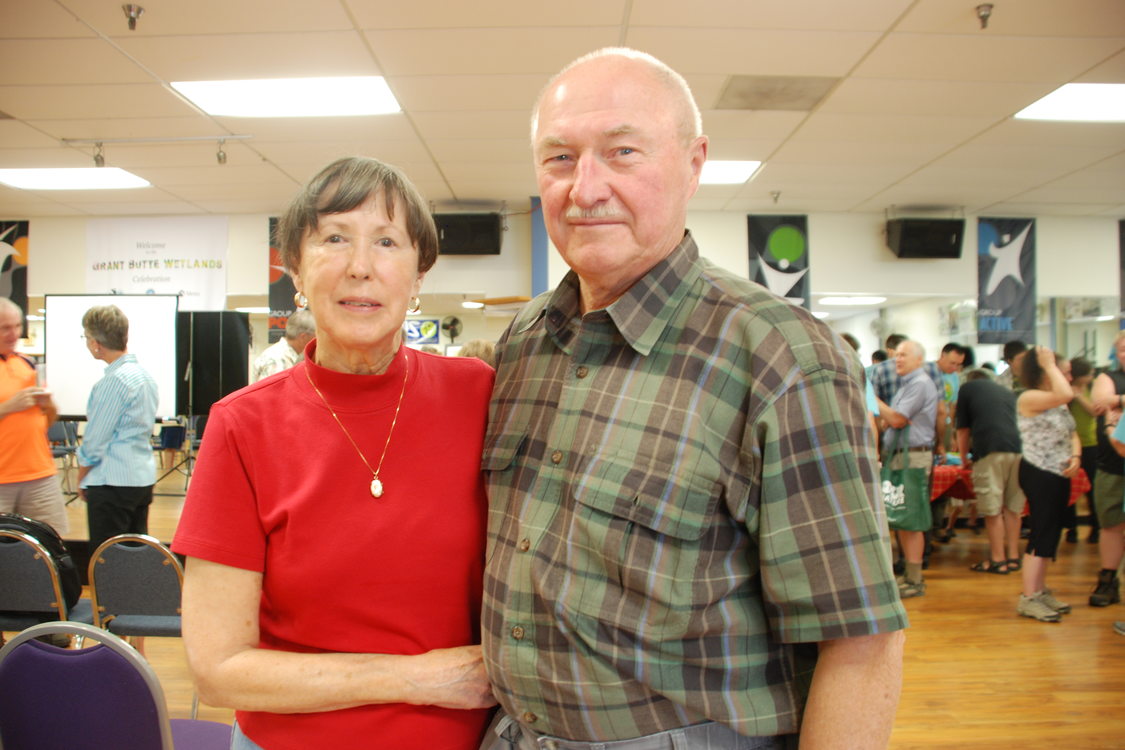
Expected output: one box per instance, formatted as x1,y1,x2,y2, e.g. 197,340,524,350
31,465,1125,746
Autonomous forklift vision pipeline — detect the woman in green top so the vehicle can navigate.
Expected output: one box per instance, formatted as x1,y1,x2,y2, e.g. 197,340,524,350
1067,357,1099,543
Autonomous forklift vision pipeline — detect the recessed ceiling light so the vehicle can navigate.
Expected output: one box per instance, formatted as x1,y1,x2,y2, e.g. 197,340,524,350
700,160,762,185
818,296,887,306
0,168,149,190
172,77,401,118
1014,83,1125,122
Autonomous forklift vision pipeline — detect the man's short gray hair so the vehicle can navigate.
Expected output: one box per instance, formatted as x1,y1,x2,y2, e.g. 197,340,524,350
531,47,703,144
285,308,316,339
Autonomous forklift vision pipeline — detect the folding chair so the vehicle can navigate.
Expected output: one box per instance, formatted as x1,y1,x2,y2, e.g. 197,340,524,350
0,529,93,636
0,620,231,750
47,420,79,499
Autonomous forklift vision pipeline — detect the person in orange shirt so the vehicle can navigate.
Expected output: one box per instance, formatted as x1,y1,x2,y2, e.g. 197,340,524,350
0,297,68,534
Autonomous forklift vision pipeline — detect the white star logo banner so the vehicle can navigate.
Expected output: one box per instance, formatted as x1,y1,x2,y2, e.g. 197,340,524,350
977,218,1036,344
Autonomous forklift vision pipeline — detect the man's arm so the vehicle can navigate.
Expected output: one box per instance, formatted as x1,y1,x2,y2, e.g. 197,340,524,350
877,399,909,429
956,426,972,470
800,631,905,750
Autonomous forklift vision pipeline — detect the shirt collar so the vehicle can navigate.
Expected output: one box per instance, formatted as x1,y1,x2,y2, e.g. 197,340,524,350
103,352,137,372
542,231,702,357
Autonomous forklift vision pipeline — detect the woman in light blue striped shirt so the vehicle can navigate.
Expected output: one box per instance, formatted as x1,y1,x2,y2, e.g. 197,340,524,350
76,305,159,550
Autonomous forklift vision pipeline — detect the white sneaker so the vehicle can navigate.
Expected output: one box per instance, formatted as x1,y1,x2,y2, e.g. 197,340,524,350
1038,588,1071,614
1017,593,1061,622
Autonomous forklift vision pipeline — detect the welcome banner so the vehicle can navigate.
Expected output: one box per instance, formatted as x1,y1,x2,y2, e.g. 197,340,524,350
977,217,1036,344
86,216,228,311
747,214,809,308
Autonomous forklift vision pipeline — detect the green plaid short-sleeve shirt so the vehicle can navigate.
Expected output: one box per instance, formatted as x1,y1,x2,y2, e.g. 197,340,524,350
482,233,908,742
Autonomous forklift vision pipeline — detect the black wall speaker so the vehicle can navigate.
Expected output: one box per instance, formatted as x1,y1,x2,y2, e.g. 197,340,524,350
434,213,502,255
886,218,965,259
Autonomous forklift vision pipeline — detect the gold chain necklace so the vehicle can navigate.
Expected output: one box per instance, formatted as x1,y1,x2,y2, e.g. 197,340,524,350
304,352,409,498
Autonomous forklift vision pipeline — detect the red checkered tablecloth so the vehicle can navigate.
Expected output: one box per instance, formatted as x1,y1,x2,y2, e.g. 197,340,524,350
930,464,1090,504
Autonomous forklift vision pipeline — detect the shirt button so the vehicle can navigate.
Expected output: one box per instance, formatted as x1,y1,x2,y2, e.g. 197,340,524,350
576,365,588,378
511,625,525,640
518,538,531,552
551,450,563,464
522,711,538,724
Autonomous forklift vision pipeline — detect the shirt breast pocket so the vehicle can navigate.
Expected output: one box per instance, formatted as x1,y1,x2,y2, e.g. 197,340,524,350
564,450,723,635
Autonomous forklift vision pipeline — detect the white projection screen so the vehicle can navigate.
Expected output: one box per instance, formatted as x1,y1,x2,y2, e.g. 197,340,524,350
44,294,179,418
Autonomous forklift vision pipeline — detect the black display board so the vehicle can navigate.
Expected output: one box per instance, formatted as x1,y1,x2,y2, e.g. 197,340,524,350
175,311,250,416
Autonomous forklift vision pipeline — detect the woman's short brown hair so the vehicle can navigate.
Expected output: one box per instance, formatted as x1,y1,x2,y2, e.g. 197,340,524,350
82,305,129,351
275,156,439,275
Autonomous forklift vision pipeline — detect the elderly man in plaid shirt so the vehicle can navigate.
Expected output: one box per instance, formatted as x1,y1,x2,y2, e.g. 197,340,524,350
480,48,908,750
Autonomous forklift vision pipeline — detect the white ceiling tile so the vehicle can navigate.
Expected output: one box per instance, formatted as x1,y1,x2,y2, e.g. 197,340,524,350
426,139,530,163
819,78,1055,117
366,28,618,76
983,202,1122,217
1078,49,1125,83
630,0,912,31
855,33,1124,83
0,121,62,149
701,110,808,140
56,0,355,36
391,75,545,112
899,0,1125,38
626,28,883,76
0,2,1119,219
410,110,531,141
117,33,382,81
0,2,97,38
793,113,995,145
27,117,229,141
0,40,152,85
0,84,195,120
346,0,628,29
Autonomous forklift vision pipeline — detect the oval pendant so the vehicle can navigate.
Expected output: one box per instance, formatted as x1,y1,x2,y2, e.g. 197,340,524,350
370,478,384,498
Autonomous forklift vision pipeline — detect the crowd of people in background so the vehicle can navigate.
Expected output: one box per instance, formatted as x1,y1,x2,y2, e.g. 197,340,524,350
862,330,1124,636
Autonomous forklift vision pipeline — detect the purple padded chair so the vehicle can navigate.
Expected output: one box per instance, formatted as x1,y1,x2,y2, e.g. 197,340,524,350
0,621,230,750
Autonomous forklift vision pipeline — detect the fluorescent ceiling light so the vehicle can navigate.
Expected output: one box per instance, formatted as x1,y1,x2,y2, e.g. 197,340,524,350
818,296,887,306
0,168,149,190
1014,83,1125,122
172,77,401,118
700,160,762,185
234,306,271,314
812,311,829,319
462,300,485,309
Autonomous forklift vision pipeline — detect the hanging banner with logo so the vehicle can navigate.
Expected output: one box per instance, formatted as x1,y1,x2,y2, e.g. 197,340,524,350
0,221,30,333
977,217,1036,344
268,217,297,343
747,215,809,308
86,216,228,311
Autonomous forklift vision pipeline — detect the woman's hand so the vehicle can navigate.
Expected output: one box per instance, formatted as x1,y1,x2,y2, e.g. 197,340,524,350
408,645,497,710
1062,455,1081,478
1035,345,1056,369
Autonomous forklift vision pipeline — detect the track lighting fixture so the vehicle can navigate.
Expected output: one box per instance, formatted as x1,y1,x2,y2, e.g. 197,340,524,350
976,4,994,29
93,142,105,168
122,4,144,31
216,139,227,165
